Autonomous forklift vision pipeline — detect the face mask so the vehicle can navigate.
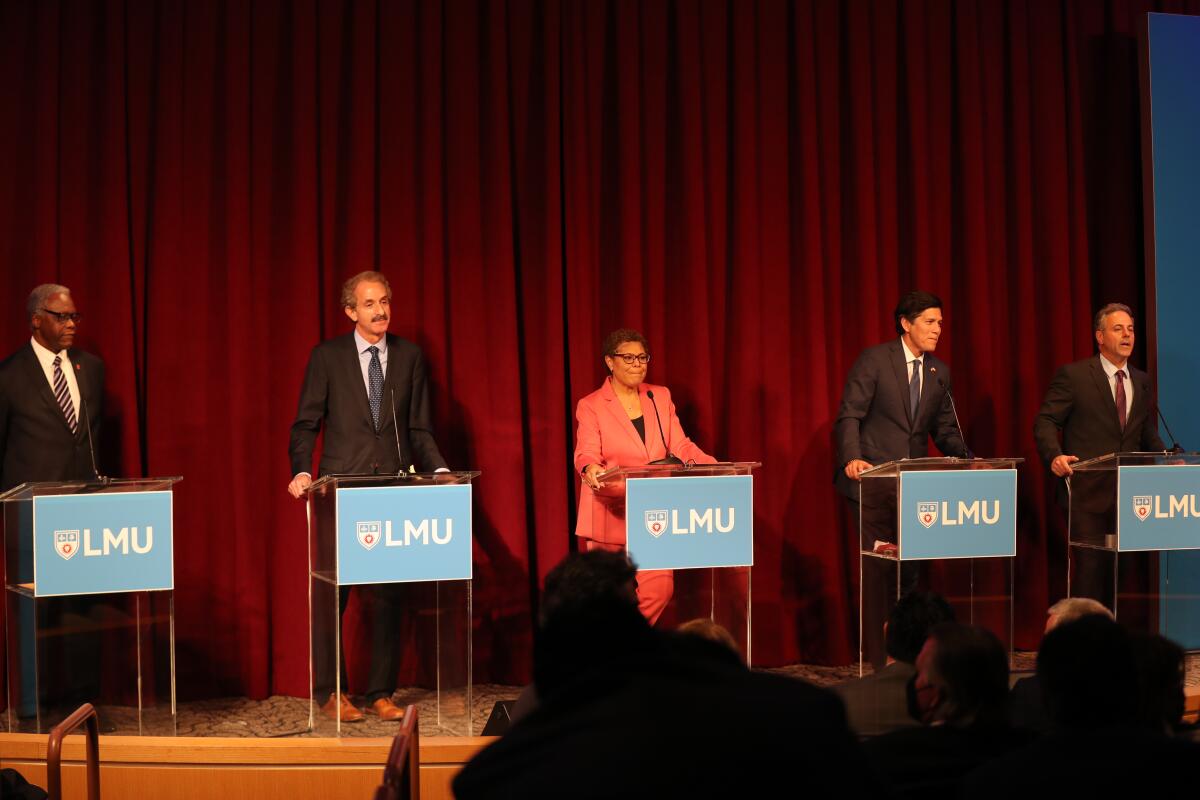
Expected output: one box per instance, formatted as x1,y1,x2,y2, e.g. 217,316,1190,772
906,673,938,723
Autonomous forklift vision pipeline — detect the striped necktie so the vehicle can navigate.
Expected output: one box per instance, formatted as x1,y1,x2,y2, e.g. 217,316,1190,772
53,354,79,434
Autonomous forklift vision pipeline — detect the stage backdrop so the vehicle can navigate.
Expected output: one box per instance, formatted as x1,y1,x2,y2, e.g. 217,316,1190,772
1,0,1195,698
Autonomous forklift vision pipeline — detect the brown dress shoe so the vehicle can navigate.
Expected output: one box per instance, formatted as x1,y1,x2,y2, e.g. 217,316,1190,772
322,692,364,722
369,697,405,721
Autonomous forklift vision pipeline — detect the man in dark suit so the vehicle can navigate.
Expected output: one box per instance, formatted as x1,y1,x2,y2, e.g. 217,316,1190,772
1034,302,1165,478
834,290,967,499
834,291,968,666
1033,303,1165,602
288,271,448,723
0,284,104,491
0,284,105,715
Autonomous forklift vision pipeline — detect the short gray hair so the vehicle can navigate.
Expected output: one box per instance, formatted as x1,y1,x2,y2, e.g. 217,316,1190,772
340,271,392,309
27,284,71,329
1047,597,1113,630
1093,303,1133,332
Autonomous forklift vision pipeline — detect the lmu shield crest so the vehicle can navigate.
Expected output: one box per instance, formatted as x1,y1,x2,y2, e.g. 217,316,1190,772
357,521,382,550
917,502,938,529
1133,496,1152,522
54,530,80,560
644,510,668,538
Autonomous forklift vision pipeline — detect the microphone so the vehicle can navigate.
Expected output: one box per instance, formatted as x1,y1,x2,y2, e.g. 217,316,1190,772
645,389,683,466
390,388,409,475
930,367,973,460
76,362,108,484
1153,401,1185,454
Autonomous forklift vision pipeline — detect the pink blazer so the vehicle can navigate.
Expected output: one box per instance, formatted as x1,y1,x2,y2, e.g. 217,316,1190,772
573,378,717,545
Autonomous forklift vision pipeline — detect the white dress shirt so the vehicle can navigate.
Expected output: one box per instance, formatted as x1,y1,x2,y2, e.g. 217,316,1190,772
30,336,81,424
901,337,923,400
1099,354,1133,418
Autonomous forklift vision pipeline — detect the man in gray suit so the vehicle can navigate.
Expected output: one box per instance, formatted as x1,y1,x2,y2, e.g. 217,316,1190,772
837,591,955,737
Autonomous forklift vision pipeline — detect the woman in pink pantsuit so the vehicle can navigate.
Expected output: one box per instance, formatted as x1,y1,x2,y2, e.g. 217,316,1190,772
573,328,717,625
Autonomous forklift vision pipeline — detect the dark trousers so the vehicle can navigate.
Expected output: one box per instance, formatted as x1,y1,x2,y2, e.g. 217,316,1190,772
848,496,923,670
314,584,401,703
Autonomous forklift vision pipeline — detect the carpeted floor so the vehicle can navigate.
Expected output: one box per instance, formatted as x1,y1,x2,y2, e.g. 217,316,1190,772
5,654,1198,738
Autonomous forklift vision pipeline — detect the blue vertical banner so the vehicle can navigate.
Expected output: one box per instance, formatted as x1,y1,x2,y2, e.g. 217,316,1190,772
625,476,753,571
898,470,1017,560
335,484,473,585
1144,12,1200,644
33,491,174,597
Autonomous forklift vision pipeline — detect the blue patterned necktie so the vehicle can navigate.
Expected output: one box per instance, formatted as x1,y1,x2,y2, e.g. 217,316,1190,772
367,345,383,430
909,359,921,418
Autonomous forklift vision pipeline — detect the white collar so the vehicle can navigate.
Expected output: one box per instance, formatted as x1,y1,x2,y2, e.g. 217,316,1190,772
900,337,923,364
30,336,67,365
1099,353,1128,378
354,330,388,355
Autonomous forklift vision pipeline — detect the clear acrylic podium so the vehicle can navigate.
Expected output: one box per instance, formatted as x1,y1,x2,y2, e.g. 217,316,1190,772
1067,451,1200,634
858,457,1021,673
595,462,760,662
306,471,478,736
2,477,179,735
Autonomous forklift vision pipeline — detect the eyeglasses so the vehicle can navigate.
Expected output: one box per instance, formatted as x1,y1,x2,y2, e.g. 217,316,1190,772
40,309,82,323
609,353,650,365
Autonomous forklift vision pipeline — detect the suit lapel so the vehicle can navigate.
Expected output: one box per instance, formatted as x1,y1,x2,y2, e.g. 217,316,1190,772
1089,358,1121,435
888,341,914,428
22,345,74,436
342,335,375,425
603,380,650,457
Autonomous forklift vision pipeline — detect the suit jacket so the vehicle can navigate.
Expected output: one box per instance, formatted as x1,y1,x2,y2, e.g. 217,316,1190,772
289,332,447,477
835,660,919,738
454,627,883,800
1033,355,1165,467
833,340,967,500
0,342,104,491
573,378,716,545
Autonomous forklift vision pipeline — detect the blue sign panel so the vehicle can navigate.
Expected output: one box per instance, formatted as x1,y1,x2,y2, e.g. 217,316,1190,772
1118,465,1200,552
625,476,753,571
898,470,1016,560
33,491,174,597
336,484,473,585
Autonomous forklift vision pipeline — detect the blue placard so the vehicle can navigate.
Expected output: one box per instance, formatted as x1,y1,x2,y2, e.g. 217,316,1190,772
33,491,174,597
625,475,753,571
898,470,1016,560
335,484,473,585
1118,465,1200,552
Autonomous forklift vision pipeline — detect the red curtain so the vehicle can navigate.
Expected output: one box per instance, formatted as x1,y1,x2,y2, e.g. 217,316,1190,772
0,0,1194,697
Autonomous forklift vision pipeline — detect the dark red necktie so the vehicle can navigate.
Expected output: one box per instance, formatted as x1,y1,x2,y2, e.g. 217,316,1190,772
1115,369,1127,430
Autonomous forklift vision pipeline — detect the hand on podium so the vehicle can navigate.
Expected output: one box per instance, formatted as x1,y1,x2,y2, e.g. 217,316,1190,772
288,472,313,498
845,459,874,481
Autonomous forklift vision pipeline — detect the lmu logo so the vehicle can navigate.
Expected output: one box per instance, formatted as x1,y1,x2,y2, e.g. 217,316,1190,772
917,503,938,529
357,521,382,550
55,530,80,560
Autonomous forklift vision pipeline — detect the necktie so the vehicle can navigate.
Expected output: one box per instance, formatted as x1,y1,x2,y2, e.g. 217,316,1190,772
1115,369,1127,430
909,359,921,419
367,346,384,431
52,355,79,434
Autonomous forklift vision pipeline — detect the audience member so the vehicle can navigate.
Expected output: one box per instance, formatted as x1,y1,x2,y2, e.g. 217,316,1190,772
1009,597,1114,733
676,617,742,661
837,590,955,737
1131,631,1186,735
864,624,1031,799
454,551,883,799
964,615,1200,797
